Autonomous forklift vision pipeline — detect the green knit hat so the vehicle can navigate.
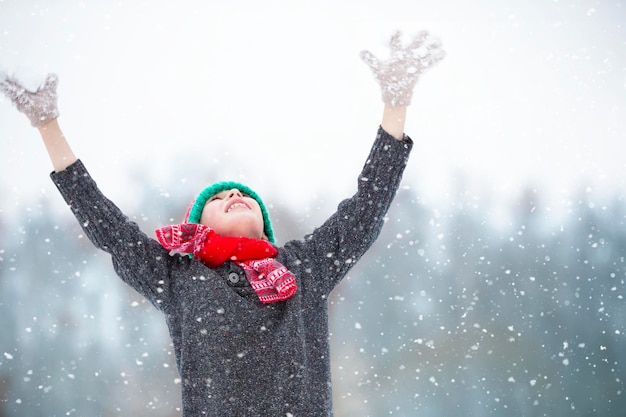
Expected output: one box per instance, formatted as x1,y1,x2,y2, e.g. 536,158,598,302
185,181,275,244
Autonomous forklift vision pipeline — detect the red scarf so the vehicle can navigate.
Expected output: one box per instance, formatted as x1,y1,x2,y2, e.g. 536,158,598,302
154,223,297,304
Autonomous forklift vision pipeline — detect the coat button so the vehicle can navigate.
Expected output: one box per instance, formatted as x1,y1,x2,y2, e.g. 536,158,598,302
227,272,240,284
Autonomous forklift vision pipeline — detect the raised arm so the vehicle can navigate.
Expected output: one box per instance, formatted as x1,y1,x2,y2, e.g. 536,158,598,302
361,30,445,140
1,72,175,310
0,73,76,172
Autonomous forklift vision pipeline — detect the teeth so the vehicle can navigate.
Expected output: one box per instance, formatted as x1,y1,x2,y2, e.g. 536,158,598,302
227,203,248,212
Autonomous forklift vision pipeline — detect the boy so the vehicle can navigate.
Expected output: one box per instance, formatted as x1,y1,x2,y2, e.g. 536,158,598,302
1,31,444,416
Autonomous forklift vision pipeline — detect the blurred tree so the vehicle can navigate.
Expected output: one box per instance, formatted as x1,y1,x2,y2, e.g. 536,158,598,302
330,181,626,417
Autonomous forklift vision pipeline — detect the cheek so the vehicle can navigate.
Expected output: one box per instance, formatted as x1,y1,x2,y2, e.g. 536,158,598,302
199,206,217,227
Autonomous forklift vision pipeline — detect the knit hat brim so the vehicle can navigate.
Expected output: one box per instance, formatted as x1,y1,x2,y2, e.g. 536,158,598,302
185,181,275,244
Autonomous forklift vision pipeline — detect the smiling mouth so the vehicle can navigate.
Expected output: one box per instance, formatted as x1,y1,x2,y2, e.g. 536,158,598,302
227,202,250,212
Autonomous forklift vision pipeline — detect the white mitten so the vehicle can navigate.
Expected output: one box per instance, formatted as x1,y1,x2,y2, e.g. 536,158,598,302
0,73,60,127
361,31,445,106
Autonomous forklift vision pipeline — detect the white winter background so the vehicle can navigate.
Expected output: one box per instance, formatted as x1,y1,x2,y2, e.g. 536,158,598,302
1,0,626,415
0,0,624,217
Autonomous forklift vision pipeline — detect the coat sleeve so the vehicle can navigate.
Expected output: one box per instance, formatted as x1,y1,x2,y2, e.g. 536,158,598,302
50,160,178,311
282,126,413,296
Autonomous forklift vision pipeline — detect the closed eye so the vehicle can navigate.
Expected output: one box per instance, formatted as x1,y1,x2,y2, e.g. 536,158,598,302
208,190,248,202
208,192,228,202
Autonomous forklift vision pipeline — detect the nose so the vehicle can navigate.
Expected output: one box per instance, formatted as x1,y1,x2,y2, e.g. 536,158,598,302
227,188,243,199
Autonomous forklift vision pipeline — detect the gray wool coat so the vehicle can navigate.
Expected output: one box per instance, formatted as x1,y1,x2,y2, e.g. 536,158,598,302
50,127,413,416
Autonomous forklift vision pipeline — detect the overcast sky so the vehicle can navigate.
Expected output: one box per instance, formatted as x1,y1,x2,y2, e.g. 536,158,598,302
1,0,625,218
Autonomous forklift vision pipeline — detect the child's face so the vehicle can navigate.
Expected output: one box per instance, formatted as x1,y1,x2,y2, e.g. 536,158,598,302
200,188,266,240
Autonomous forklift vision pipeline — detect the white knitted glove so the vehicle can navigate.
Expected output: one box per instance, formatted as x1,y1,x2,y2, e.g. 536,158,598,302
0,73,60,127
360,31,445,106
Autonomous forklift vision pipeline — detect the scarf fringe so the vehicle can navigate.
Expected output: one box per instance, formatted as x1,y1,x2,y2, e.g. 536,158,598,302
237,259,297,304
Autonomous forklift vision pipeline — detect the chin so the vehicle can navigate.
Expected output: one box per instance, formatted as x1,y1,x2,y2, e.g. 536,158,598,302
218,216,264,240
228,227,264,240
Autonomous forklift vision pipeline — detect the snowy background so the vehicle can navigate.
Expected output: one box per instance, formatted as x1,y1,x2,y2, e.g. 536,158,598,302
0,0,625,210
1,0,626,416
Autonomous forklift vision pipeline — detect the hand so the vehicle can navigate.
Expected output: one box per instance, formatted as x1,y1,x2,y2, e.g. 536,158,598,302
0,73,60,127
361,31,445,106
